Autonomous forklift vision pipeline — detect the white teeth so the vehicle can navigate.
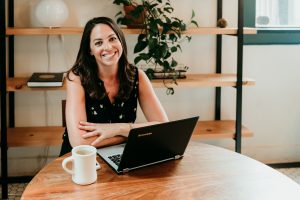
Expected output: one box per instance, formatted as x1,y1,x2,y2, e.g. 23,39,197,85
102,52,116,59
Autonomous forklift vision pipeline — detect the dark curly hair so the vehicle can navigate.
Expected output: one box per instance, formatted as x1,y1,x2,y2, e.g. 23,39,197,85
67,17,135,101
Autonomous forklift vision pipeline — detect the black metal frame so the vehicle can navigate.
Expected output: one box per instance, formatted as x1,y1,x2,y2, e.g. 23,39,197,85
216,0,244,153
0,0,8,199
235,0,244,153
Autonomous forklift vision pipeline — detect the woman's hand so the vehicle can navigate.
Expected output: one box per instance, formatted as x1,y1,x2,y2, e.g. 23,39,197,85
79,121,129,146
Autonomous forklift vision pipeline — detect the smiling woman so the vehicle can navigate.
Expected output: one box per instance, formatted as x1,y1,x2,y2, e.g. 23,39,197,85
59,17,168,156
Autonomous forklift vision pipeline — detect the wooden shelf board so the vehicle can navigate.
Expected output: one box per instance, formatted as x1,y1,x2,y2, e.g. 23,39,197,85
6,27,257,36
7,74,255,92
3,120,252,147
192,120,253,139
151,74,255,88
7,77,66,91
6,126,64,147
6,27,84,35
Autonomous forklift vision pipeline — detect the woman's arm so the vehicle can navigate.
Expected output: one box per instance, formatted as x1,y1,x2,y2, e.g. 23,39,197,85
137,69,169,122
74,69,169,147
66,72,127,148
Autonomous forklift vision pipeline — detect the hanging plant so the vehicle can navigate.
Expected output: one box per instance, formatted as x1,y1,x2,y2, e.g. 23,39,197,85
113,0,198,94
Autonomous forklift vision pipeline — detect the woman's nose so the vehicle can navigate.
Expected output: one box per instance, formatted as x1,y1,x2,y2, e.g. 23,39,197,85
103,42,112,50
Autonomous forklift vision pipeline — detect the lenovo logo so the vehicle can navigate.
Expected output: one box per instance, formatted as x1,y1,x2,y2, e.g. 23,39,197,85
137,132,153,137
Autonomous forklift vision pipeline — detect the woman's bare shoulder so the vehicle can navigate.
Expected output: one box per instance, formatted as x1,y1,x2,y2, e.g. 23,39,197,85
66,71,81,84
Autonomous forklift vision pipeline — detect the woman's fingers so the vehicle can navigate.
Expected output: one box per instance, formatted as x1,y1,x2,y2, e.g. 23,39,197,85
91,135,105,146
82,130,100,138
79,124,95,131
79,121,95,126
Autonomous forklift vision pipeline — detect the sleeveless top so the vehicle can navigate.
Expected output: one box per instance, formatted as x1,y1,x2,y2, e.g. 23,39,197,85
59,67,139,156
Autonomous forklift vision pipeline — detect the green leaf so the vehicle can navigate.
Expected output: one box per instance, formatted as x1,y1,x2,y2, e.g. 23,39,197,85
169,33,177,42
176,44,182,52
160,43,168,58
149,37,158,50
164,52,171,59
163,61,170,70
191,20,199,27
134,56,143,64
115,11,123,17
149,3,159,9
166,88,174,95
192,10,195,18
164,7,173,13
170,46,177,52
137,34,146,42
171,58,178,67
145,68,155,80
131,5,144,19
186,36,192,42
134,41,148,53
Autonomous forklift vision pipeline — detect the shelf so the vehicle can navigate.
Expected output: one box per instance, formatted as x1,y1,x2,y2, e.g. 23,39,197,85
5,27,257,36
6,126,64,147
7,74,255,92
192,120,253,139
151,74,255,88
7,77,66,91
3,120,252,147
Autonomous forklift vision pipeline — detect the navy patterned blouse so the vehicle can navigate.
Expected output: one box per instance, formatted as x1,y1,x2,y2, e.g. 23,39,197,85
59,67,139,156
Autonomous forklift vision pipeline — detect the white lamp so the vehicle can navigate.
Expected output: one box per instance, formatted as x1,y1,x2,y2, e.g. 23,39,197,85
35,0,69,28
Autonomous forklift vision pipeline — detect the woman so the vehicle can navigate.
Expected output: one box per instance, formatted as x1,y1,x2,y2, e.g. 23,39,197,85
60,17,168,156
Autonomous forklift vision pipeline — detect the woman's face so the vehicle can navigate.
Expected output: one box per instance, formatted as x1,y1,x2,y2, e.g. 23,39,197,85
89,24,123,69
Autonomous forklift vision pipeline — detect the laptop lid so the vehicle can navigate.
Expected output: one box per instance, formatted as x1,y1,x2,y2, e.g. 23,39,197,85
98,116,199,174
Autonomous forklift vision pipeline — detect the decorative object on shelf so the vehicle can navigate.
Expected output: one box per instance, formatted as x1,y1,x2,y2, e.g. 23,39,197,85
27,72,65,87
217,18,228,28
151,69,187,79
35,0,69,28
113,0,198,94
123,4,145,28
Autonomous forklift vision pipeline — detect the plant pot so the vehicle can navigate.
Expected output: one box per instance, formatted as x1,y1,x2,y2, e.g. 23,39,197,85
123,5,145,28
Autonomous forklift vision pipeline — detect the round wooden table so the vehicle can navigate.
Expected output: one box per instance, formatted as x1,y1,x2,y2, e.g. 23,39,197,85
22,141,300,199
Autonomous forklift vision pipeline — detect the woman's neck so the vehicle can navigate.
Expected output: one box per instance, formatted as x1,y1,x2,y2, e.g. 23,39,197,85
98,64,118,82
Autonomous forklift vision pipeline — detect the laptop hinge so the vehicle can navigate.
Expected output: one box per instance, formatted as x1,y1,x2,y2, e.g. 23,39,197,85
174,155,182,159
122,168,129,173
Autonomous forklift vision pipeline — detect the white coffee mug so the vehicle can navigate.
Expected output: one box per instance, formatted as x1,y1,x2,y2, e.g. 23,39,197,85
62,145,101,185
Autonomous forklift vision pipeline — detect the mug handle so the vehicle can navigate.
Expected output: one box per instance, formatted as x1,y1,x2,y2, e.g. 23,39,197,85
62,156,74,175
96,161,101,170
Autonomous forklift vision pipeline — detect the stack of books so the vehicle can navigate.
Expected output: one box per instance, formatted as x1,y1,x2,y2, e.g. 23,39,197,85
27,72,65,87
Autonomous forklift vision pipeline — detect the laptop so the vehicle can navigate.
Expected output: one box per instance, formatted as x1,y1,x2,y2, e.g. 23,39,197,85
97,116,199,174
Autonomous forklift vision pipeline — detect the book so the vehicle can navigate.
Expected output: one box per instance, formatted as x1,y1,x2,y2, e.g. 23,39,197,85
27,72,65,87
151,70,187,79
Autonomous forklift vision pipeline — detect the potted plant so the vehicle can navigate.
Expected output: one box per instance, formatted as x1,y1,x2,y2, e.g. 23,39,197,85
113,0,198,94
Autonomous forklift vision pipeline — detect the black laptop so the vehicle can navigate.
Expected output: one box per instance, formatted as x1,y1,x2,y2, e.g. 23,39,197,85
97,116,199,174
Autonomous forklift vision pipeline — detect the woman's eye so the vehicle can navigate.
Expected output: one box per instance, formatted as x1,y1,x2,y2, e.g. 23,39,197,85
110,37,117,42
95,41,102,46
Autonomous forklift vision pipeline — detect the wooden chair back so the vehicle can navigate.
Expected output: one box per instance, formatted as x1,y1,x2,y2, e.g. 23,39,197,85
62,100,66,127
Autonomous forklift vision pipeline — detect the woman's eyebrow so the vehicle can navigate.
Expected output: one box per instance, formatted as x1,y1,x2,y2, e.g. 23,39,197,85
92,34,116,42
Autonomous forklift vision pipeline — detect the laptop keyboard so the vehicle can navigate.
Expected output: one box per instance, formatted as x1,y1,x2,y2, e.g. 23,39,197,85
108,154,122,166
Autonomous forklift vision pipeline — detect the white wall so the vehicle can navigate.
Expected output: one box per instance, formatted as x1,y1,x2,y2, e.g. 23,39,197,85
4,0,300,176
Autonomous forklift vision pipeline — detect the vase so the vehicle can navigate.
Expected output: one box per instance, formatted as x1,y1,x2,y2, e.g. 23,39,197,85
123,5,145,28
35,0,69,28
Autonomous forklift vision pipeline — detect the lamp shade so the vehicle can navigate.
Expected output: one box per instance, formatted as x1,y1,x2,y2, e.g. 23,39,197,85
35,0,69,28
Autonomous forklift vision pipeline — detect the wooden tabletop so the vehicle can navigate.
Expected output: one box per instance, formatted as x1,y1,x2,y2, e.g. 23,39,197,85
21,141,300,200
